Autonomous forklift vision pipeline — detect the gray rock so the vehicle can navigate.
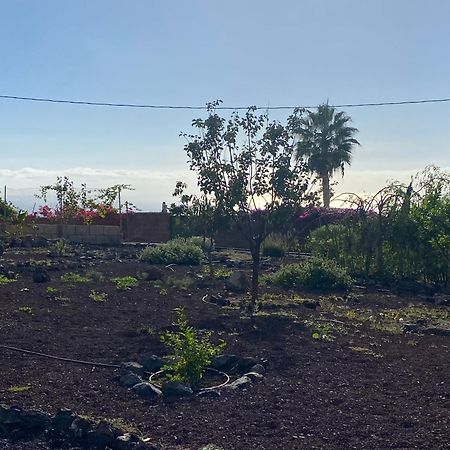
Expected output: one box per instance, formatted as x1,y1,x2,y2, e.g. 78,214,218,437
52,408,77,434
197,389,221,398
244,372,264,382
225,271,249,293
33,269,50,283
132,382,162,400
226,375,252,390
121,362,145,377
249,364,266,375
422,326,450,336
70,416,93,439
208,294,230,306
236,356,260,373
198,445,225,450
161,381,193,397
139,354,165,373
87,420,120,448
141,267,164,281
116,432,154,450
211,354,238,371
120,372,143,388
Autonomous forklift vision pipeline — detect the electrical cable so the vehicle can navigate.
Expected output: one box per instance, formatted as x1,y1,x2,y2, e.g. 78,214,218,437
1,94,450,110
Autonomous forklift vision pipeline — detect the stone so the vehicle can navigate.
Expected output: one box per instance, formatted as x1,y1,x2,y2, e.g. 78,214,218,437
139,354,165,373
208,294,230,306
422,326,450,336
132,382,163,400
119,372,143,388
197,389,221,398
33,269,50,283
116,432,153,450
249,364,266,375
403,323,422,334
198,445,225,450
226,375,252,390
161,381,193,397
244,372,264,382
141,267,164,281
225,271,249,293
69,416,93,439
121,362,145,377
211,354,238,371
52,408,77,434
301,299,318,309
87,420,120,448
236,356,261,373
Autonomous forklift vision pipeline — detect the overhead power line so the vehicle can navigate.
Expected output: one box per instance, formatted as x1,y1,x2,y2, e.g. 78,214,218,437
0,94,450,110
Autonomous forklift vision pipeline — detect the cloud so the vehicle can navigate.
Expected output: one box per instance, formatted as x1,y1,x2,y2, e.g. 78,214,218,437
0,167,190,180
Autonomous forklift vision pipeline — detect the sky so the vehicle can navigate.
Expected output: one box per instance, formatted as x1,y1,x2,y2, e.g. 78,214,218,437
0,0,449,211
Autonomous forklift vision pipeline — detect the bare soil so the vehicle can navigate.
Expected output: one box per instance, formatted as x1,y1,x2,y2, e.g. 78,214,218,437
0,247,449,449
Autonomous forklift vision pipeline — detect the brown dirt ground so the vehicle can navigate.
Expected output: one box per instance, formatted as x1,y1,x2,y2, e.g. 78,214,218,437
0,249,449,450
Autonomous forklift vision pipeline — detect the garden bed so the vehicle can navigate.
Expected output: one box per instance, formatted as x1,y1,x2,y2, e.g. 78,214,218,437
0,245,449,449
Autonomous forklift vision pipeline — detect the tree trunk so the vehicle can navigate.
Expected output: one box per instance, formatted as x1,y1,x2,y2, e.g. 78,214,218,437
249,243,261,316
322,174,331,208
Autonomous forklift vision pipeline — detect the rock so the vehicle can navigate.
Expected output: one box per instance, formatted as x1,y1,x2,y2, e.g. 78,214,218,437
132,382,162,400
141,267,164,281
116,432,153,450
197,389,221,398
139,354,165,373
225,271,249,293
33,269,50,283
211,354,238,371
0,406,50,437
52,408,77,434
119,372,143,388
301,299,318,309
69,416,93,439
249,364,266,375
87,420,120,448
208,294,230,306
121,362,145,377
236,356,261,373
244,372,264,382
226,375,252,390
422,326,450,336
403,323,422,334
198,445,225,450
161,381,193,397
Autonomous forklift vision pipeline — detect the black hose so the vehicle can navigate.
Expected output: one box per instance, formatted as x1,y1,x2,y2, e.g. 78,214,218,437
0,344,121,368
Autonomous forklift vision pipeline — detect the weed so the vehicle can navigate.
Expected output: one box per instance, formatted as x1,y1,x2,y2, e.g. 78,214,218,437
0,275,16,284
112,276,138,290
165,275,193,290
54,239,72,256
7,384,31,393
17,306,32,314
89,290,108,302
159,288,168,296
61,272,91,283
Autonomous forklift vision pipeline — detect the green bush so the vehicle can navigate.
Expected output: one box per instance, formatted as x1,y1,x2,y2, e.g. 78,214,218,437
140,240,204,265
184,236,214,253
269,257,353,291
160,307,225,386
112,276,138,290
262,234,287,257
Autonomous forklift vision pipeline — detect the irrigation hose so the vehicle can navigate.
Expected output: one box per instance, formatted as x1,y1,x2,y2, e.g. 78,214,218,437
0,345,231,389
0,344,121,368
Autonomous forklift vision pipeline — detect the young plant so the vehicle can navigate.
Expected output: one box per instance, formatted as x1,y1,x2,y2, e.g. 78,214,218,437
112,276,138,290
0,275,16,284
89,290,108,302
160,307,226,386
17,306,32,314
61,272,91,283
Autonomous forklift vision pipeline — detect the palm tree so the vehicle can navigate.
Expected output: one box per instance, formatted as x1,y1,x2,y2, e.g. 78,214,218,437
294,103,360,207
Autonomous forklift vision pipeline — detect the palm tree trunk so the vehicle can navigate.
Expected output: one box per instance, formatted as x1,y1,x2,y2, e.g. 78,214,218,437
322,175,331,208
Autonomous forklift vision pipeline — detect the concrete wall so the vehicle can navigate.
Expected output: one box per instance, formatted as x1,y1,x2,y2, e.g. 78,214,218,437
123,212,171,243
3,223,122,246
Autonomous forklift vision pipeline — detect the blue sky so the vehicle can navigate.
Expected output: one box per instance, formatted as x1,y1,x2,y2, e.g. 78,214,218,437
0,0,449,210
